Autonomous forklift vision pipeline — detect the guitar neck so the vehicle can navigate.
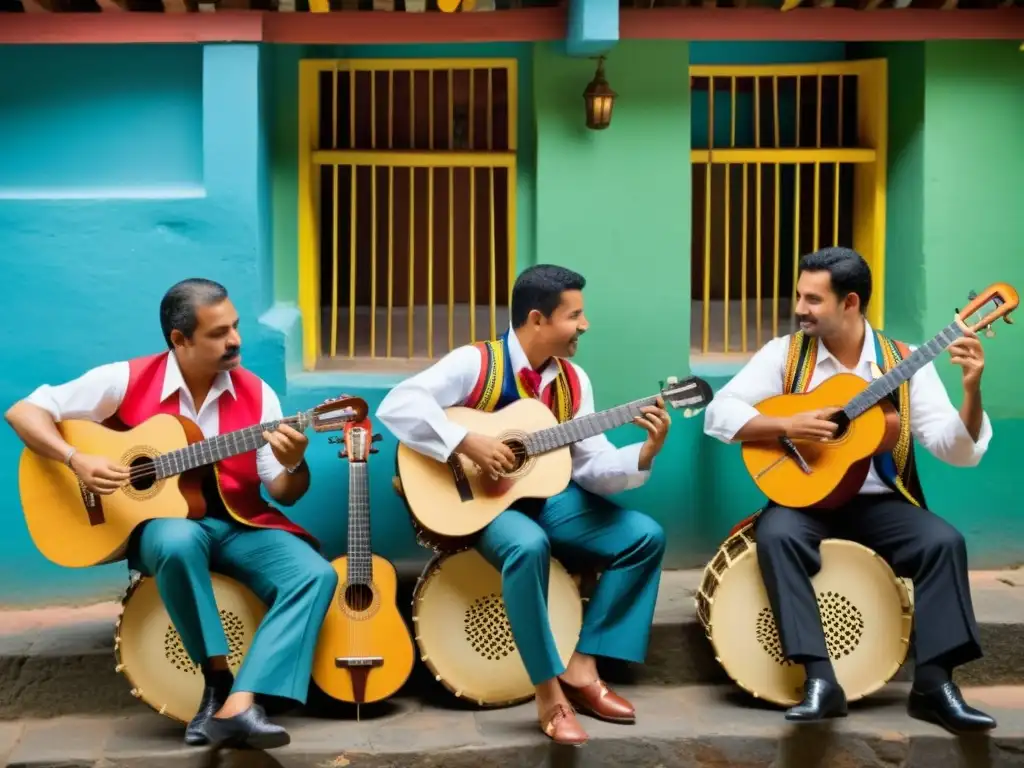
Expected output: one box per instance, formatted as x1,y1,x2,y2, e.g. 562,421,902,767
843,321,964,419
347,462,372,585
153,414,306,480
524,395,661,456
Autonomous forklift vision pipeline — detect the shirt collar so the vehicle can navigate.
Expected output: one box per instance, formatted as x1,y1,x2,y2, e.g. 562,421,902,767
505,327,560,385
815,317,878,371
161,351,236,409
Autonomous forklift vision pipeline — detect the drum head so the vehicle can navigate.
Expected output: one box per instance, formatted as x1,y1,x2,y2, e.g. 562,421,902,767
413,549,582,708
708,538,912,706
115,573,267,723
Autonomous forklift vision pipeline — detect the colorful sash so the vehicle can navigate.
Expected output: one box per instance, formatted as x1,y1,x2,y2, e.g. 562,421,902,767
462,332,582,424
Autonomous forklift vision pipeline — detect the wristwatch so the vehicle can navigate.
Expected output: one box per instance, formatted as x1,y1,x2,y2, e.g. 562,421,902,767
285,459,307,475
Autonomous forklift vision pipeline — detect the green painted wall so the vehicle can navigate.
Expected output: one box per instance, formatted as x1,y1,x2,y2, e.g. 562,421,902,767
532,41,704,564
704,41,1024,567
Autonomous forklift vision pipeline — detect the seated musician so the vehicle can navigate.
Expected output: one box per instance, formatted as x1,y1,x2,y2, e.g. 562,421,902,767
376,264,669,746
703,247,995,734
4,278,337,750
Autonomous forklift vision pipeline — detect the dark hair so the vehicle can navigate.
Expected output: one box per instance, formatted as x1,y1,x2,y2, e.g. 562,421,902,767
798,247,872,314
159,278,229,349
510,264,586,328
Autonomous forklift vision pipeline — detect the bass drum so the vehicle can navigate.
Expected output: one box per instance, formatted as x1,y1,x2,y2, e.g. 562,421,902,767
412,548,583,708
114,572,267,723
695,520,914,707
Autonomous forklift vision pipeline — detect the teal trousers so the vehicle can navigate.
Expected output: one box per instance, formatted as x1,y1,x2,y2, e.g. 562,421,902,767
128,516,338,705
475,482,666,685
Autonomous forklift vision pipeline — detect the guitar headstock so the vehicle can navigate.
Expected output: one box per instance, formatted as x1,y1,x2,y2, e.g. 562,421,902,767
957,283,1018,339
659,375,714,418
301,395,368,434
339,418,382,462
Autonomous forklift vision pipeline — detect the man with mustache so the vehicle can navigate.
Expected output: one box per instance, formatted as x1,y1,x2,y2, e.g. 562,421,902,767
5,278,337,750
703,247,995,734
377,264,671,746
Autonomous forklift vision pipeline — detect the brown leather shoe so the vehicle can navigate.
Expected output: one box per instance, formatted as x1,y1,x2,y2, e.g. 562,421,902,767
540,702,588,746
559,678,636,724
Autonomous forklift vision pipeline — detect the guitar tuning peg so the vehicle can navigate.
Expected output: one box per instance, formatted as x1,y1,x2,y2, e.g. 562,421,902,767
1005,315,1014,325
369,447,379,454
371,433,383,442
337,450,347,459
985,327,996,339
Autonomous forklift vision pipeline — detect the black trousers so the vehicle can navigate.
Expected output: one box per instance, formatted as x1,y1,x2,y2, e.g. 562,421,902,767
754,493,983,669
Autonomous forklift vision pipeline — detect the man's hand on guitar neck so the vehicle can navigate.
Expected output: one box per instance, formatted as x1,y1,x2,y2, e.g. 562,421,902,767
68,453,131,495
455,433,516,479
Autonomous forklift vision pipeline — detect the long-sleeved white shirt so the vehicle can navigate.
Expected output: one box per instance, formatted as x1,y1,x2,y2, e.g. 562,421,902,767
22,351,287,486
703,319,992,495
375,328,652,497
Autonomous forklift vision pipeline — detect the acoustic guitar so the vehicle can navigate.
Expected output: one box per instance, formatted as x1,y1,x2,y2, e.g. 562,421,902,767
396,374,714,540
312,418,416,712
742,283,1018,510
18,396,368,569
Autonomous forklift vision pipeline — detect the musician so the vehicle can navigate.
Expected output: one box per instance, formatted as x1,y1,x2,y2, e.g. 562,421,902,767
703,246,995,734
376,264,669,746
4,278,337,750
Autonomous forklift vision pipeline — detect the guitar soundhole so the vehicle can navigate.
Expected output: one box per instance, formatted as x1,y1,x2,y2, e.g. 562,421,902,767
344,582,374,612
829,412,851,441
128,456,158,491
501,438,528,472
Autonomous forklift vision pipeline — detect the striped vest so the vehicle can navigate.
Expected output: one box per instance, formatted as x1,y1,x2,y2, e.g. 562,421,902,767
784,329,926,508
462,332,582,423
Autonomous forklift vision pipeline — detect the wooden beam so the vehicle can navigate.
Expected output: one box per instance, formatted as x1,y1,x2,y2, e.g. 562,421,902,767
1,6,1022,44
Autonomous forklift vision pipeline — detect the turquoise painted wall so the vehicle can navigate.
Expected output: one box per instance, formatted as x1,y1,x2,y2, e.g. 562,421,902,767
1,39,1020,607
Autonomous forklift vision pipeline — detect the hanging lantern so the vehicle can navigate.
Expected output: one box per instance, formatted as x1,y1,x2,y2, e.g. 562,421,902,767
583,56,617,130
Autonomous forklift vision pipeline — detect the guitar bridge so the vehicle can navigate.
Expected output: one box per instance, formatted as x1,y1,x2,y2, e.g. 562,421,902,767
78,478,105,526
335,657,384,668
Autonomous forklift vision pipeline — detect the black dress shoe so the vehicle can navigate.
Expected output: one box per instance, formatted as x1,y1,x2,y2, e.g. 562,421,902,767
785,678,848,722
185,685,229,746
202,703,290,750
908,681,997,734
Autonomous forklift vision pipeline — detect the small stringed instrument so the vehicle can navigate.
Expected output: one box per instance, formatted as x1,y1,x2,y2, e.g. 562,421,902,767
312,418,415,712
396,374,714,540
18,396,367,569
742,283,1018,510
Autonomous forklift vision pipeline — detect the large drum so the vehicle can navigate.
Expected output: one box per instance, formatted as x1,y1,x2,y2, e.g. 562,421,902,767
411,548,583,708
695,521,914,706
114,572,267,723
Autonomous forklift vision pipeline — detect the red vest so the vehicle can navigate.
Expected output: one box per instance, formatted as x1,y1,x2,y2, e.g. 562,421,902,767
116,352,318,548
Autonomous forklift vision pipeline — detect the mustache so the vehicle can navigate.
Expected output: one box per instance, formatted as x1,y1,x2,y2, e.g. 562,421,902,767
795,316,815,324
222,347,240,360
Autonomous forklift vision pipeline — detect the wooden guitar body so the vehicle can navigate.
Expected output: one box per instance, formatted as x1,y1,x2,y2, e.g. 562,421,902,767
18,414,206,569
740,373,900,510
311,553,416,705
396,398,574,540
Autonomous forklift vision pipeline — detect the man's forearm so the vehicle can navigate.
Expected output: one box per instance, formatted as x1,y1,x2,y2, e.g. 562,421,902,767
732,415,789,443
960,385,984,442
4,402,74,463
267,463,311,506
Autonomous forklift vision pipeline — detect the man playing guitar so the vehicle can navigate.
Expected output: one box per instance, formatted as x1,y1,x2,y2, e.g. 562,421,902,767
5,278,337,749
377,264,670,746
703,247,995,734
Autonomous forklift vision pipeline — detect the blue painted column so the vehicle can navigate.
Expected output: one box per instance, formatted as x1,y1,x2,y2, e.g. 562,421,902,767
566,0,619,57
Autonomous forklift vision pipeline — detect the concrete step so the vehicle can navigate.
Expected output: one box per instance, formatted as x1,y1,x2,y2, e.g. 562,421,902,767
3,683,1024,767
1,568,1023,721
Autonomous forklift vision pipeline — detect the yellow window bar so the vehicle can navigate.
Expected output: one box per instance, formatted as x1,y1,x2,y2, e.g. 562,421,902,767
690,60,887,359
297,58,518,371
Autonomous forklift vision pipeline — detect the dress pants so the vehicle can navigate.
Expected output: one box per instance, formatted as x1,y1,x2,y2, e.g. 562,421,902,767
475,482,667,685
128,516,338,705
754,493,983,670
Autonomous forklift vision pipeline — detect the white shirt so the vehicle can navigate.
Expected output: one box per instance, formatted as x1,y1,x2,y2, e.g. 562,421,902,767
24,352,287,486
703,319,992,495
375,328,651,497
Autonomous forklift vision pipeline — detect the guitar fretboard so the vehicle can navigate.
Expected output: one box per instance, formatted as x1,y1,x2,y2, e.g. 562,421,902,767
524,396,661,456
347,462,372,585
153,416,305,480
843,321,964,419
